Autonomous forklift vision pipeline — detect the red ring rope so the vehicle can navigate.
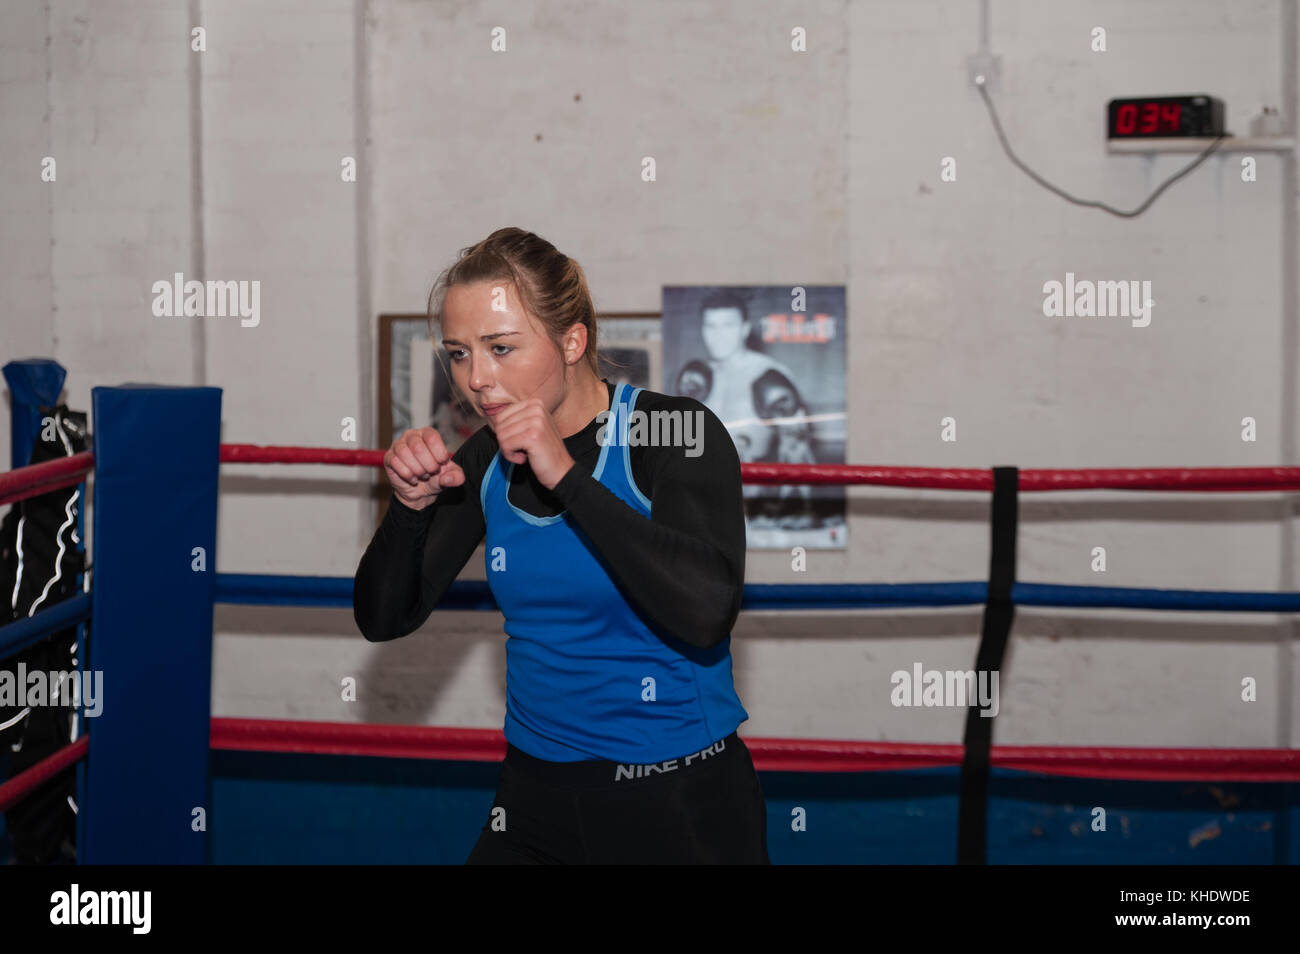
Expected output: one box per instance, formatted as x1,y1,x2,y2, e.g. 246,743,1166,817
0,451,93,507
5,723,1295,814
206,719,1300,783
3,447,1299,496
217,445,1300,492
0,736,87,812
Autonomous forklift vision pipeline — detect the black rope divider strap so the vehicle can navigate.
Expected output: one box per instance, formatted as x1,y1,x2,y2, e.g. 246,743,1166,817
958,466,1019,865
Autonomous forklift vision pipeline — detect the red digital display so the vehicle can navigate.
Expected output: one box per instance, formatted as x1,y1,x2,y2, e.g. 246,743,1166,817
1114,101,1182,136
1107,95,1224,139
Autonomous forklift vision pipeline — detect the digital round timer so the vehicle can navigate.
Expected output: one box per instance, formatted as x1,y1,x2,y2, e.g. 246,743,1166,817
1106,95,1225,139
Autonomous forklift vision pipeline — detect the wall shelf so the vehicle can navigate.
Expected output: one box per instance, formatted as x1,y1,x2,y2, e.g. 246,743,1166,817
1106,136,1294,154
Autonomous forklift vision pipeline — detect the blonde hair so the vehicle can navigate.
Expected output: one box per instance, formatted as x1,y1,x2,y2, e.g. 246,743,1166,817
427,227,602,378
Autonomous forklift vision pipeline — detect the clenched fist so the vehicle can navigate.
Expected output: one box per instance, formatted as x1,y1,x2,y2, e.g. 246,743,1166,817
384,427,465,511
492,399,576,491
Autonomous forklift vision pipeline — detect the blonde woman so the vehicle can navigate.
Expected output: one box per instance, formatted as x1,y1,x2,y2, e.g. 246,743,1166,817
354,228,768,864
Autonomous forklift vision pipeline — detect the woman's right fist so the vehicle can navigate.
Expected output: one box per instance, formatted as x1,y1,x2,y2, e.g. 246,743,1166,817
384,428,465,511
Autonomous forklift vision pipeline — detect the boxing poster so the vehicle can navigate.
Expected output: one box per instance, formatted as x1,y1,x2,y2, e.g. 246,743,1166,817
662,285,847,549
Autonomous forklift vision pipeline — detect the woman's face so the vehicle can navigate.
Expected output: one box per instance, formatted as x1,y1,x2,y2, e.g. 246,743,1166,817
440,281,566,430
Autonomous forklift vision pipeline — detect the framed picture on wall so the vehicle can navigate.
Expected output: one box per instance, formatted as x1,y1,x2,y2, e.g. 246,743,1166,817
593,314,661,392
661,285,848,549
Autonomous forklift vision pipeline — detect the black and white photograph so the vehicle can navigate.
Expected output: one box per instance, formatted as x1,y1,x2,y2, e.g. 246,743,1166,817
663,285,847,548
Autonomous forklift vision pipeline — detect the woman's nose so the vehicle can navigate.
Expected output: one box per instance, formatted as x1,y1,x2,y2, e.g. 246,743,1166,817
468,357,491,391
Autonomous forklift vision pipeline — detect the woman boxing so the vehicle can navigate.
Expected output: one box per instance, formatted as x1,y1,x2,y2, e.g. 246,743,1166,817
353,227,769,864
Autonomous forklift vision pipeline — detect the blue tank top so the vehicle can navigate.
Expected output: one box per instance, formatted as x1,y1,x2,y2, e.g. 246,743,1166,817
479,380,749,763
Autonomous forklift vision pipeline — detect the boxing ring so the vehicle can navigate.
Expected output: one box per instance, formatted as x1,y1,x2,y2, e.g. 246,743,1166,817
1,378,1298,864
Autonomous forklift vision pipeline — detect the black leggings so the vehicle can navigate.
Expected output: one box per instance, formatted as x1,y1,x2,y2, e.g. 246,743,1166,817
466,732,770,864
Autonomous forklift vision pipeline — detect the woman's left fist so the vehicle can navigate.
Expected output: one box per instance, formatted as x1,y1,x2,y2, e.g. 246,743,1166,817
492,399,576,490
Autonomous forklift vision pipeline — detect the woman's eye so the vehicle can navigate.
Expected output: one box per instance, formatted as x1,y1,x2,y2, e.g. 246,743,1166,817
447,345,510,361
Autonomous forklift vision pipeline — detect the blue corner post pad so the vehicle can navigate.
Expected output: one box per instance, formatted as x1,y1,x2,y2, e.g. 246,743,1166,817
2,358,67,469
82,384,223,864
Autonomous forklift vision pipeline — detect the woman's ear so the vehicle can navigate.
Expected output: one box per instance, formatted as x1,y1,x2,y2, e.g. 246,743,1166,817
563,322,588,365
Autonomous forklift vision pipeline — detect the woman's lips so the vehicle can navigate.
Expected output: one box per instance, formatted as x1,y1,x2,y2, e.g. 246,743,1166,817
481,403,506,417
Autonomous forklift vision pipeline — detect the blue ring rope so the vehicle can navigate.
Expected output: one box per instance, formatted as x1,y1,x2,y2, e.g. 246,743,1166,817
5,579,1296,662
211,574,1300,613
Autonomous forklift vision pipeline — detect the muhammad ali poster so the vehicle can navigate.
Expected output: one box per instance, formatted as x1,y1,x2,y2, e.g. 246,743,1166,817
662,286,847,549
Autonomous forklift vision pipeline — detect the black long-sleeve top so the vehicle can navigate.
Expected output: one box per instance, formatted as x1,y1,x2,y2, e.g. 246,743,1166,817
353,379,746,651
